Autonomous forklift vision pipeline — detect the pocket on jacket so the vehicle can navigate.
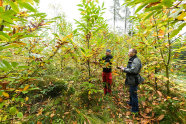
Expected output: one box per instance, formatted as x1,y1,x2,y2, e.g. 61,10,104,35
138,74,144,84
128,75,136,85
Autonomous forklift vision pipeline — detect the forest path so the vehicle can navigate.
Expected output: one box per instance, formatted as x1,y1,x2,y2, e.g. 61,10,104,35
109,83,163,123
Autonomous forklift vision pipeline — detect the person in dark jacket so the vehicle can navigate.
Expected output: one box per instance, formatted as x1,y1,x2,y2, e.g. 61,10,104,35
119,48,144,112
100,49,113,95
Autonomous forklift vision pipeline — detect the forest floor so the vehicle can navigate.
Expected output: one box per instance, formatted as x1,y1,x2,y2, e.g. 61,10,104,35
99,81,185,124
172,74,186,92
19,72,185,124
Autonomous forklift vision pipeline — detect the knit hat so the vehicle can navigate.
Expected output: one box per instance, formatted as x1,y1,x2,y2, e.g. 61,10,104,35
106,49,111,53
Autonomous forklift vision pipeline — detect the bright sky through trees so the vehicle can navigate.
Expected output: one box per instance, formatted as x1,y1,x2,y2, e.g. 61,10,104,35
39,0,113,29
39,0,185,35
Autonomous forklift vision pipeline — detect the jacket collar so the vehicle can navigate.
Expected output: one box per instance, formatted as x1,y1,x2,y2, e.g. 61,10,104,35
129,55,137,61
106,55,112,57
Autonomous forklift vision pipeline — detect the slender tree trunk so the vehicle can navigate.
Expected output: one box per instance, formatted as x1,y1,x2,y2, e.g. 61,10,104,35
166,10,171,95
86,32,91,83
28,40,31,66
61,56,63,72
87,59,91,83
113,0,116,31
165,66,170,94
124,6,128,34
154,68,158,90
153,14,159,91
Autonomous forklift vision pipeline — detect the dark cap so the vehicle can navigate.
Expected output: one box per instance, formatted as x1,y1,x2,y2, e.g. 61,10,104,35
106,49,111,53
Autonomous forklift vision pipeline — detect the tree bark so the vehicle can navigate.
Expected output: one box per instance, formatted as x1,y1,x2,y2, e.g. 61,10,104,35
166,10,171,95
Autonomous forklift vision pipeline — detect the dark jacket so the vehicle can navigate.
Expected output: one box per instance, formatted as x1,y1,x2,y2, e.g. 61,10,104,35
101,55,113,73
124,55,144,86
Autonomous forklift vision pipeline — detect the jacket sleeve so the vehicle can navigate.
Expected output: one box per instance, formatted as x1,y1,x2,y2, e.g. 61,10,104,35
124,58,141,74
109,56,113,64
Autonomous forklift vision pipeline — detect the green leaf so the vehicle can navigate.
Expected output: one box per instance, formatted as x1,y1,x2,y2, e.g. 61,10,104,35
102,2,104,8
30,12,47,18
9,107,17,115
0,14,13,23
0,32,10,41
0,7,4,13
18,2,37,12
183,4,186,9
93,25,104,34
170,23,186,38
17,112,23,118
0,44,20,51
145,5,163,12
28,87,40,91
146,0,160,3
22,91,28,94
18,66,29,69
22,34,39,38
162,0,173,8
77,4,83,7
9,1,19,12
81,47,85,53
0,62,7,71
135,3,147,14
33,0,40,3
2,60,11,68
11,62,19,68
74,19,87,30
78,8,84,12
144,11,156,20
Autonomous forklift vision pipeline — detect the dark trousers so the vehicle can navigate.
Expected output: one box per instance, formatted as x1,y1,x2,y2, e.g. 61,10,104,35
129,85,139,112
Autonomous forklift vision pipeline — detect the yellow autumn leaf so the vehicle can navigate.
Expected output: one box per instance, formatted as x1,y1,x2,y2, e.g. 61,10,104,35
0,0,3,7
37,108,43,116
105,62,110,67
2,92,9,98
23,85,30,91
62,37,67,41
172,10,176,13
64,112,70,115
15,88,23,92
164,77,169,81
113,72,119,76
152,32,157,37
180,102,185,105
25,97,29,101
157,91,162,97
31,28,36,31
13,25,19,28
0,97,3,102
67,33,73,38
177,11,186,20
16,42,27,46
24,14,29,17
157,114,164,121
62,33,73,41
88,90,91,95
167,96,171,99
40,63,44,67
81,11,85,14
158,29,164,37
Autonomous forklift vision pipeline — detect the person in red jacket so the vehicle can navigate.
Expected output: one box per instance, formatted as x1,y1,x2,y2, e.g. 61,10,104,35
100,49,113,95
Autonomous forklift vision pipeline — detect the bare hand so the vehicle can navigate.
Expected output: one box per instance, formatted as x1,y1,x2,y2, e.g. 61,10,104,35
119,66,124,71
